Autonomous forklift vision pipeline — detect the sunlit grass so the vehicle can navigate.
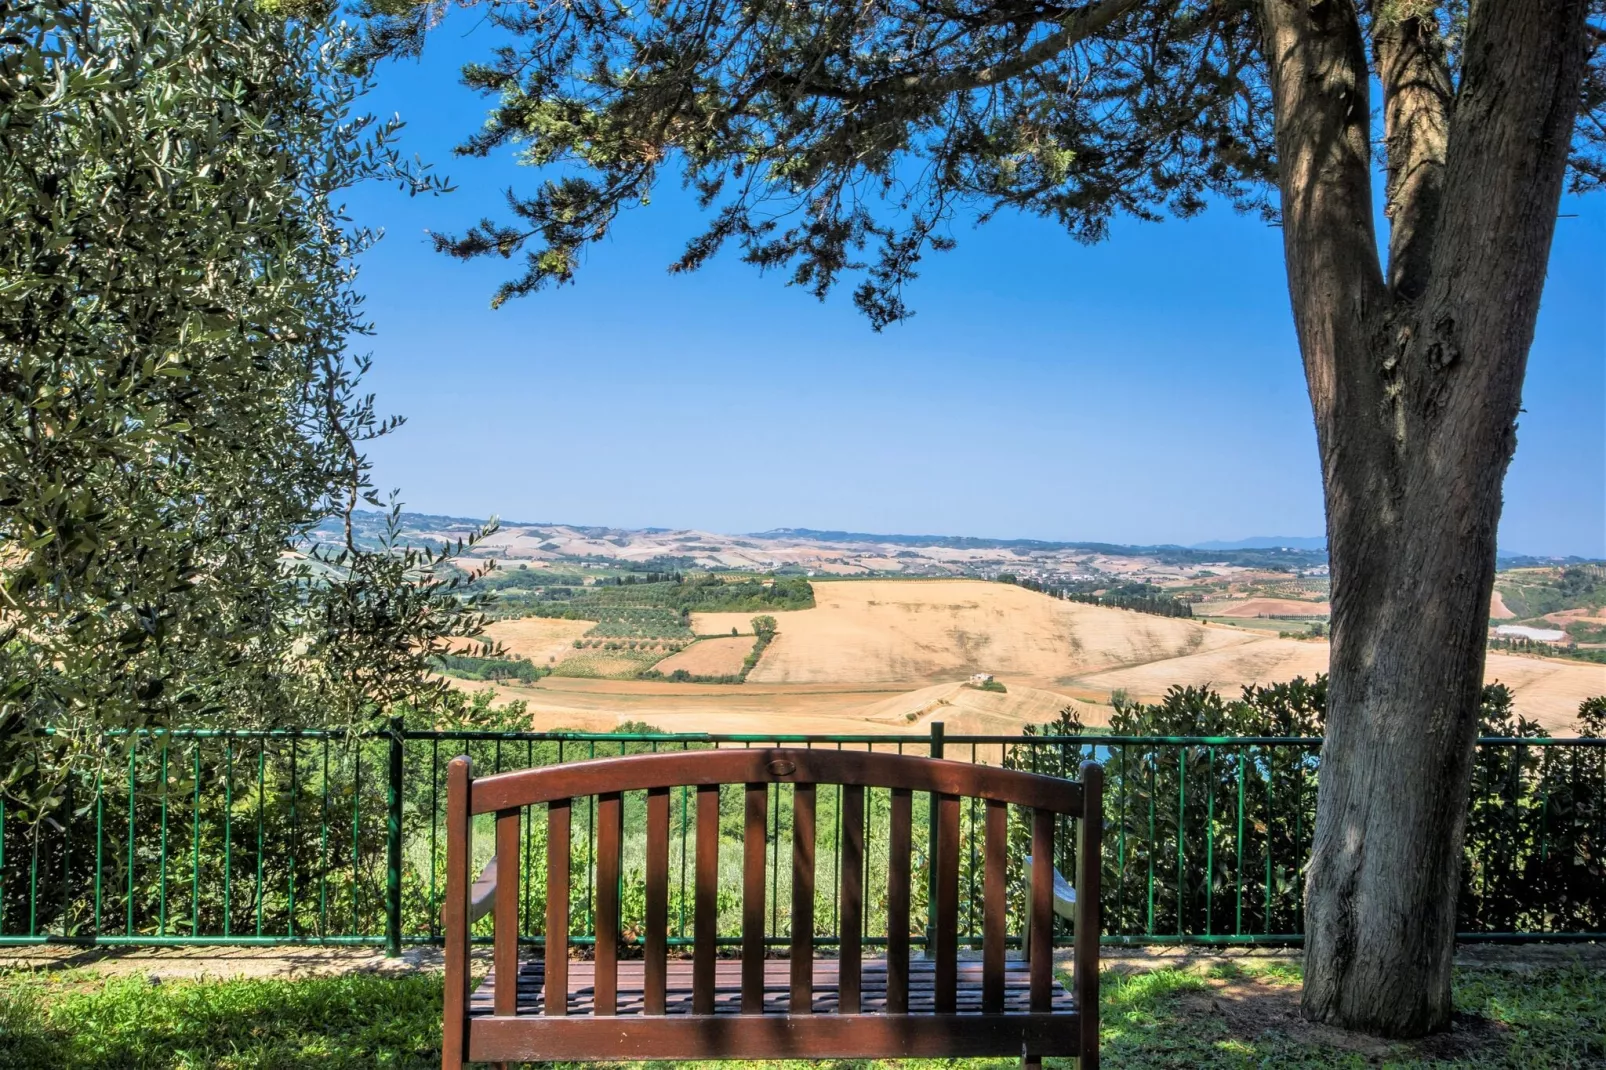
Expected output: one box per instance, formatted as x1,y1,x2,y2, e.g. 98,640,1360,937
0,957,1598,1069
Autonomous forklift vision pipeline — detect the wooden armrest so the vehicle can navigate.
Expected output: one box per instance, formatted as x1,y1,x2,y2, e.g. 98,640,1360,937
443,855,500,926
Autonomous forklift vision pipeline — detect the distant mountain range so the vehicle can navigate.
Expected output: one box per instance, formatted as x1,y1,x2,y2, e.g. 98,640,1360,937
318,513,1595,568
1191,536,1327,551
754,527,1328,554
747,527,1328,570
751,527,1133,553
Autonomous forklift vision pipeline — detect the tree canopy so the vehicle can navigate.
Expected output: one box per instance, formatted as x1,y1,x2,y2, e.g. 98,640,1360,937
0,0,492,811
363,0,1603,325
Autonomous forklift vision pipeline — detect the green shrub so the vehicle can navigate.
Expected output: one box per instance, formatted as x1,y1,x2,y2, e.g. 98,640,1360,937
1010,681,1606,939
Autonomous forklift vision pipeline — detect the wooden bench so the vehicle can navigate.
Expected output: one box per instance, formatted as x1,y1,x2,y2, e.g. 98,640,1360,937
442,748,1103,1069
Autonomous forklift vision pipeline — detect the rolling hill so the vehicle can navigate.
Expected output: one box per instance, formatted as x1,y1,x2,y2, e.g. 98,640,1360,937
455,577,1602,735
735,579,1255,686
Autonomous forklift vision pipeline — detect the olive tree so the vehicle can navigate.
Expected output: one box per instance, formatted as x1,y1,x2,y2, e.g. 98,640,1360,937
365,0,1603,1035
0,0,493,813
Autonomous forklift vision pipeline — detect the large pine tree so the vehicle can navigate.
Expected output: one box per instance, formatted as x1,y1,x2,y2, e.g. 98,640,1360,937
368,0,1603,1036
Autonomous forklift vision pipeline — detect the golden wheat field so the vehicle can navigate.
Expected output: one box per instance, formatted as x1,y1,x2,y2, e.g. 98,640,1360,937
1198,597,1331,617
652,636,755,677
453,675,1110,740
744,579,1258,686
477,616,592,664
1066,632,1600,732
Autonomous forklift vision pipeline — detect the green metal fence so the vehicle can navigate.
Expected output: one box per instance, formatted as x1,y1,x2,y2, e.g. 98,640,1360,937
2,724,1601,951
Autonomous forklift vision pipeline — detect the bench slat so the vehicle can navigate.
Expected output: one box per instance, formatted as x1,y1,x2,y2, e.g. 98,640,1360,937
443,757,472,1065
596,792,622,1016
790,782,816,1013
494,807,522,1017
645,786,670,1016
982,798,1006,1013
886,787,911,1014
693,784,719,1015
933,792,960,1014
545,799,570,1016
838,784,864,1014
742,782,767,1014
471,958,1077,1019
1029,808,1053,1012
1077,761,1104,1068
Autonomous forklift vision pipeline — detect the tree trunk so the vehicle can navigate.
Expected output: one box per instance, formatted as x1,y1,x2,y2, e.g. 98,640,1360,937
1298,407,1506,1035
1253,0,1594,1037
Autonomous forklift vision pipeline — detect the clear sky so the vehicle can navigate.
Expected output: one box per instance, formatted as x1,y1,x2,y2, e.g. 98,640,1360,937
345,15,1605,557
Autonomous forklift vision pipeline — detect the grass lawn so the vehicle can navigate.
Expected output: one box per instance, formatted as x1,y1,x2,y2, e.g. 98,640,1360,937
0,959,1599,1069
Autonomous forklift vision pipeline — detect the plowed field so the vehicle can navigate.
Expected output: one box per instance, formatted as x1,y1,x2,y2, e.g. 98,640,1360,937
653,636,755,677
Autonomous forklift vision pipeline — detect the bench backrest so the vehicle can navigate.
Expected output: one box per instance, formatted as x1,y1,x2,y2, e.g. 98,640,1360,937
443,747,1102,1023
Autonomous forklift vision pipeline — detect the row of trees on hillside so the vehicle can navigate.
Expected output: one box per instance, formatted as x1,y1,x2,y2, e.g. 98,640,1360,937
430,652,551,683
499,573,815,619
1061,587,1197,619
1000,575,1195,618
1487,636,1606,665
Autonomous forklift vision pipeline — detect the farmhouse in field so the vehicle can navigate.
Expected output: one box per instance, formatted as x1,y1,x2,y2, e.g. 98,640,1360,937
1493,625,1568,642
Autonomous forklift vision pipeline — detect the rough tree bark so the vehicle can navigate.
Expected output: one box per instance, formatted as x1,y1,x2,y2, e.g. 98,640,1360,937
1256,0,1594,1037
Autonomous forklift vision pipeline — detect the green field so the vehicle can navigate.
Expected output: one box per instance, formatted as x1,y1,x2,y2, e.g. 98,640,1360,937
1198,616,1323,635
488,574,816,621
1565,619,1606,644
1495,565,1606,621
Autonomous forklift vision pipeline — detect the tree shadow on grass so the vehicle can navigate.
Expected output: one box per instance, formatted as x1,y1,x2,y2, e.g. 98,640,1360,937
1100,962,1604,1069
1172,973,1508,1064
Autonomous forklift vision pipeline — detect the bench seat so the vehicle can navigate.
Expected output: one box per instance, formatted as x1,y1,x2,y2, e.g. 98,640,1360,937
472,957,1076,1017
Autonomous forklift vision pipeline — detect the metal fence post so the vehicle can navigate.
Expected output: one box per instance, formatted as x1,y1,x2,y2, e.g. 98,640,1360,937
927,721,943,951
386,716,404,957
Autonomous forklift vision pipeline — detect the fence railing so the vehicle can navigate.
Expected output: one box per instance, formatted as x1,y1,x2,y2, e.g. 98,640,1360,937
2,724,1601,951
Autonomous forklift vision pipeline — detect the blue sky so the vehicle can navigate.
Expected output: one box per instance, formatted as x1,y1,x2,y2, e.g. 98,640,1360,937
346,16,1605,556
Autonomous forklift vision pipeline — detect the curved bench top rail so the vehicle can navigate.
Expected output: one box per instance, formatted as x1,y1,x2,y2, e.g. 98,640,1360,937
467,748,1085,816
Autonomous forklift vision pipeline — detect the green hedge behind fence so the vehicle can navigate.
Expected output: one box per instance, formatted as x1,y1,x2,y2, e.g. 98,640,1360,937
2,723,1601,951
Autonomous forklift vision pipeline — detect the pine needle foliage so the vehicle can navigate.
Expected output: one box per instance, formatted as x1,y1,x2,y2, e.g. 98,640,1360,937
357,1,1602,327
